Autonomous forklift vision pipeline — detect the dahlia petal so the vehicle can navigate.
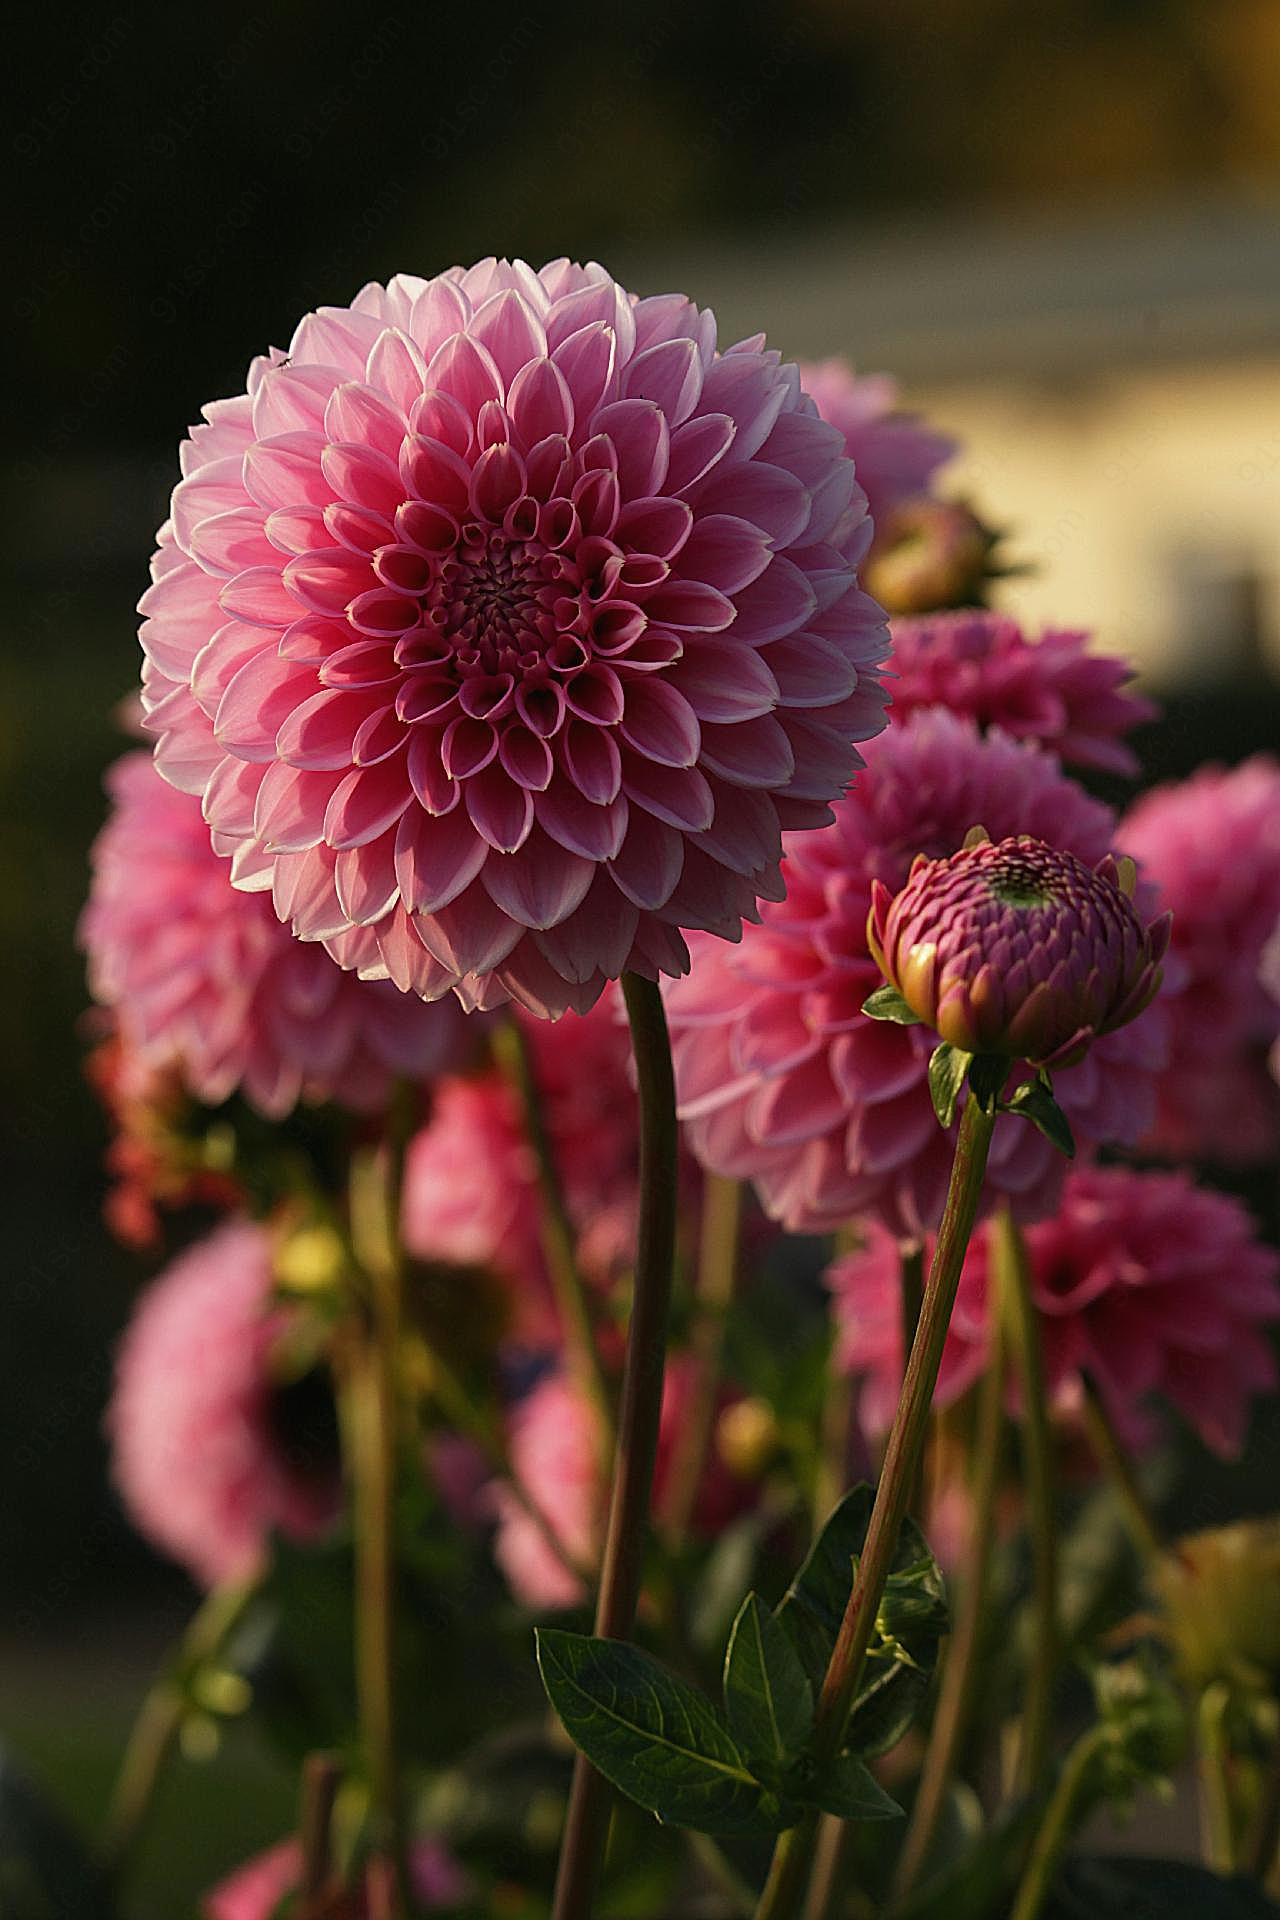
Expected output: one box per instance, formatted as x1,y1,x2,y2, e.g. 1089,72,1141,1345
267,504,334,555
399,435,472,516
323,380,409,459
675,515,774,595
730,556,818,644
188,509,278,577
406,732,460,815
242,433,330,512
416,879,524,975
277,688,386,771
323,763,413,849
499,724,555,793
623,336,703,426
607,809,684,910
562,717,622,803
364,327,428,415
642,578,735,634
690,784,782,877
536,778,628,861
322,441,406,518
170,455,252,552
693,460,811,546
763,630,860,707
699,357,788,461
283,549,376,616
623,758,714,832
408,387,475,456
426,331,505,415
217,567,299,628
334,827,400,925
469,289,548,388
481,827,595,931
351,703,408,767
203,752,268,839
191,622,276,715
670,641,780,722
251,360,341,437
290,305,385,374
613,495,693,561
395,806,489,915
507,356,575,446
253,760,345,853
407,277,472,359
466,764,536,854
534,871,638,984
620,678,701,768
215,653,315,761
551,322,617,423
699,714,795,788
591,400,670,498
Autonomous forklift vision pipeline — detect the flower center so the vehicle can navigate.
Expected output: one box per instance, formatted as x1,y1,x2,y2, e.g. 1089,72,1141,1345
426,531,558,670
986,859,1056,911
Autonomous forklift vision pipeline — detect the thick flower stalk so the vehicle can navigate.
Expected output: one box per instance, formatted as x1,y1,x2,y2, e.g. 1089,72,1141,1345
139,260,890,1019
867,834,1169,1069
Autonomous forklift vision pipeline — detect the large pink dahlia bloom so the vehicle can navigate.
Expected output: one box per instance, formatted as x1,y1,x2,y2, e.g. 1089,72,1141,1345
888,611,1156,776
491,1359,750,1609
797,358,955,532
83,753,467,1118
108,1221,340,1587
829,1167,1280,1458
667,710,1170,1239
1120,757,1280,1165
140,261,890,1020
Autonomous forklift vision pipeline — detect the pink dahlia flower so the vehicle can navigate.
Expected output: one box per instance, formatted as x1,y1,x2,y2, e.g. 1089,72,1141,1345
1120,758,1280,1165
492,1359,750,1608
204,1836,466,1920
403,992,679,1340
82,752,468,1118
667,709,1170,1239
798,358,955,533
888,611,1156,775
108,1220,340,1587
140,261,890,1020
828,1167,1280,1459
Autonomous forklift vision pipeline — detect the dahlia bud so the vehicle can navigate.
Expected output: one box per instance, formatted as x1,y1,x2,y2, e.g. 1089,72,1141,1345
863,496,996,615
1155,1520,1280,1696
868,835,1169,1074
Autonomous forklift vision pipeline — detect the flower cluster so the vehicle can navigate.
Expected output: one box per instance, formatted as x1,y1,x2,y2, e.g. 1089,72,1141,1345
140,262,890,1020
828,1165,1280,1458
667,710,1167,1239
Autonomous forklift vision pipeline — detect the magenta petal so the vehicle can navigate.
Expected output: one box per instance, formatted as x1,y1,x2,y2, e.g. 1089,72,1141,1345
619,678,701,768
536,779,628,861
394,806,488,915
465,764,535,853
481,826,595,930
416,879,524,975
334,826,400,925
607,809,684,909
622,757,714,833
323,763,413,849
214,652,313,762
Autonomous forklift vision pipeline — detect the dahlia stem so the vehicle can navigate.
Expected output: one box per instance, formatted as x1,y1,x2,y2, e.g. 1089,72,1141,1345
1008,1724,1107,1920
104,1580,254,1877
1198,1683,1237,1874
1245,1717,1280,1883
1079,1374,1164,1563
892,1292,1006,1904
493,1015,614,1455
753,1096,998,1920
996,1207,1058,1799
550,973,679,1920
660,1172,743,1548
299,1751,343,1900
900,1241,926,1519
346,1100,415,1919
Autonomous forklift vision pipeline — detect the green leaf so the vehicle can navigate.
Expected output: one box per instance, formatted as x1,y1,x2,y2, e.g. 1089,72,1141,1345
800,1751,902,1822
723,1594,814,1780
775,1490,948,1757
0,1743,113,1920
928,1044,972,1128
1046,1857,1280,1920
1003,1079,1076,1158
862,984,923,1026
536,1630,801,1835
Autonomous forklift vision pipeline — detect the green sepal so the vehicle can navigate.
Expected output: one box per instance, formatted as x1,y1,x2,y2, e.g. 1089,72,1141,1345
928,1044,971,1128
862,984,924,1026
1003,1077,1076,1158
722,1593,814,1782
966,1053,1009,1113
535,1629,802,1835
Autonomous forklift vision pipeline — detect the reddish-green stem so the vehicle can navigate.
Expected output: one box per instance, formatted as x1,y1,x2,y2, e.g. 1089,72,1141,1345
549,974,679,1920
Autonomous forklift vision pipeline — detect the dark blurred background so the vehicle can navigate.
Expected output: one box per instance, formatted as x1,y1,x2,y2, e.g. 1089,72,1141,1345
5,0,1280,1903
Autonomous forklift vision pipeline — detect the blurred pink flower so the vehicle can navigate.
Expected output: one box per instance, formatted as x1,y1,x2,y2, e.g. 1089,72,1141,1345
204,1835,466,1920
140,261,890,1021
828,1166,1280,1458
798,357,955,533
492,1358,750,1608
1121,757,1280,1165
82,753,469,1119
108,1221,340,1587
667,710,1169,1240
889,610,1156,775
402,993,669,1340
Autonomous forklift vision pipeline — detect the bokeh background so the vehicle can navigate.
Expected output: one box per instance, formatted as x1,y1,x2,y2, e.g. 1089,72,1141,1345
6,1,1280,1906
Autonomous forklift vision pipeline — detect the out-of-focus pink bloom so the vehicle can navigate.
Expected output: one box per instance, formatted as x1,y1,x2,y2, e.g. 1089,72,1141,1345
204,1836,466,1920
889,611,1156,775
1121,757,1280,1165
1263,920,1280,1088
82,754,469,1120
403,994,663,1340
829,1167,1280,1459
798,358,955,533
140,262,890,1021
108,1221,340,1587
667,710,1169,1240
868,835,1168,1067
492,1358,750,1608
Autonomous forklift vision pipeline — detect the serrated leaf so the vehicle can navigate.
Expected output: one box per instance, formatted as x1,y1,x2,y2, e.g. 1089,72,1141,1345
723,1594,813,1781
928,1043,971,1128
1004,1080,1076,1158
536,1630,801,1836
862,984,923,1026
800,1750,902,1822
